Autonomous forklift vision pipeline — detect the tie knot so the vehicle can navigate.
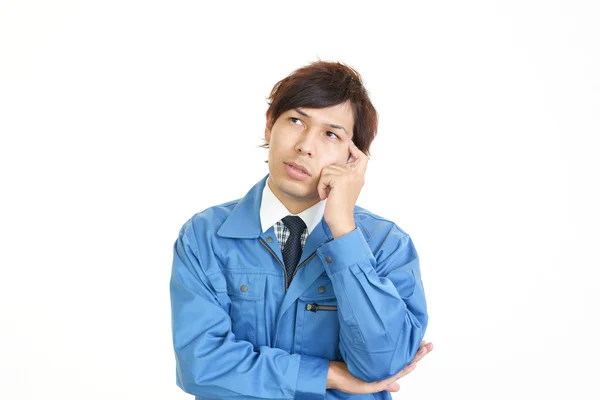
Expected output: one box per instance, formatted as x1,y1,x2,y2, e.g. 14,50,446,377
282,215,306,236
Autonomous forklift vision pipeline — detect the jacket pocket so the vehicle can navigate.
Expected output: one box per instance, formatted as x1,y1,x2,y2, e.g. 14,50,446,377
298,296,341,360
225,272,267,347
297,274,341,360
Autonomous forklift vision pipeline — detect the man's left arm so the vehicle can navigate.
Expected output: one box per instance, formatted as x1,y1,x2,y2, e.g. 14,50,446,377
316,224,428,383
317,140,428,383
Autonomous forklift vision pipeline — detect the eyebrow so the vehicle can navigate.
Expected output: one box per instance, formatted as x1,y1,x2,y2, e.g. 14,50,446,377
294,108,349,136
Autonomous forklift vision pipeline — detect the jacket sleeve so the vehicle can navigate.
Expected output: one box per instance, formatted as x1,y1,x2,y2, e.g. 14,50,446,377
316,225,428,382
170,226,329,399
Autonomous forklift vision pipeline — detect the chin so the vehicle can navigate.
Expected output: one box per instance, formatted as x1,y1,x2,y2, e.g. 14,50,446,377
274,175,317,199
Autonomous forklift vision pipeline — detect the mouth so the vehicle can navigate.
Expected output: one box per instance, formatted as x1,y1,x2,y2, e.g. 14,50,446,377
284,161,311,177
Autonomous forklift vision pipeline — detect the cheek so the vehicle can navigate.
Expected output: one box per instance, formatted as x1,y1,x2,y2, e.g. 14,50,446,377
270,129,294,150
268,136,285,155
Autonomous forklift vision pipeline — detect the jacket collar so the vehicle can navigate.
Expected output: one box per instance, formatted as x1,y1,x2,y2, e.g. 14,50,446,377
216,174,370,244
217,175,268,239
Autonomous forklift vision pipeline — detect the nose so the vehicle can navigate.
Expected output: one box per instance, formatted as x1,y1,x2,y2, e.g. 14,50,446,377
295,130,317,157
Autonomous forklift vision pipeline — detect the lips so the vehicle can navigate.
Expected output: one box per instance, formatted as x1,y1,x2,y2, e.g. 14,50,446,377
285,161,310,176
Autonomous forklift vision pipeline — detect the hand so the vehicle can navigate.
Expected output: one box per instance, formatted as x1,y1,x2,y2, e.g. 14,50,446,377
318,141,368,238
326,341,434,394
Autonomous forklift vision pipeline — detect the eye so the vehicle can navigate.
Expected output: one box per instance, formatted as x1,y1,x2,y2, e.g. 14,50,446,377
290,117,303,126
326,131,340,140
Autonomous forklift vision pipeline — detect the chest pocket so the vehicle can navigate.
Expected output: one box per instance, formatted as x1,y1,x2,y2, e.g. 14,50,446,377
297,273,341,361
225,271,267,348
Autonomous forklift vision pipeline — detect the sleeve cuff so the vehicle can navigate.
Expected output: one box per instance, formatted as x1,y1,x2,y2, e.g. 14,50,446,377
318,228,373,275
295,355,329,400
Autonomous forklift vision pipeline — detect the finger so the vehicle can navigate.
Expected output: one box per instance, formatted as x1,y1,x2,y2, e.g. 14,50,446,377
409,343,432,365
326,164,349,173
375,343,434,388
393,360,418,380
385,382,400,392
349,157,365,174
416,343,429,357
420,342,434,356
363,363,413,395
317,186,327,200
412,342,427,359
348,140,366,160
323,163,351,176
317,173,331,200
318,166,349,193
381,361,417,386
396,348,432,381
348,141,368,171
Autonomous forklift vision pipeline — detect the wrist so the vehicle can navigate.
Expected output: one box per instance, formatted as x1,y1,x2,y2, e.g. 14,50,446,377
330,223,356,239
329,216,356,239
326,361,341,390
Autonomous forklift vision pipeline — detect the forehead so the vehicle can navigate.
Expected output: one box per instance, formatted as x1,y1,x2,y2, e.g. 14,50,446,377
288,101,354,137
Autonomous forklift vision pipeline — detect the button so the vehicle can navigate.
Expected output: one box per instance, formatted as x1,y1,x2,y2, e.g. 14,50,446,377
318,286,326,293
325,256,332,263
266,237,273,243
240,285,248,292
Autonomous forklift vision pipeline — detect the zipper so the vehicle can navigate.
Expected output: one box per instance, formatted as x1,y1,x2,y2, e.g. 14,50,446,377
306,303,338,312
259,238,288,290
259,238,320,292
290,238,332,285
290,252,318,282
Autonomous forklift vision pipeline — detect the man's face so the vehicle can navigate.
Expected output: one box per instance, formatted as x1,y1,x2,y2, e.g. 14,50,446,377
264,100,355,207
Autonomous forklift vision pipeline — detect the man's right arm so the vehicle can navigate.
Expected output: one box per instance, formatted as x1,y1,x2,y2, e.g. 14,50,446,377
170,226,329,399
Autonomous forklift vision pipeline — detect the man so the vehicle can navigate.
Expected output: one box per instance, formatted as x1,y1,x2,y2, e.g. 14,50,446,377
170,61,433,399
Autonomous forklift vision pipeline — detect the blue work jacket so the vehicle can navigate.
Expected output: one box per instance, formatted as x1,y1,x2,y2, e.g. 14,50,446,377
170,175,428,399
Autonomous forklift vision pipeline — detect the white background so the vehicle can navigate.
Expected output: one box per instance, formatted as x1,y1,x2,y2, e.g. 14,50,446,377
1,1,598,399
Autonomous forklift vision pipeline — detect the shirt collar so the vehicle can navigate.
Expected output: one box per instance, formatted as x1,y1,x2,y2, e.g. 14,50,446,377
260,177,326,235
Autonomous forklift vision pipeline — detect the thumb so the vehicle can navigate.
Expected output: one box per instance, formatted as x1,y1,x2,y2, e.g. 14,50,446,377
317,183,326,200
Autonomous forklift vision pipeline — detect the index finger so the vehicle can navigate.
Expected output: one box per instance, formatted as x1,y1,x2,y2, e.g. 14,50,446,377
348,140,368,171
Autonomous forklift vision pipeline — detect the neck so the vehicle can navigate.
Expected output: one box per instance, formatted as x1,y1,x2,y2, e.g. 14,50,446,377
267,179,320,215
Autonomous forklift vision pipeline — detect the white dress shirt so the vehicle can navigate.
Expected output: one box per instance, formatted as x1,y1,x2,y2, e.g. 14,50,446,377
259,177,326,250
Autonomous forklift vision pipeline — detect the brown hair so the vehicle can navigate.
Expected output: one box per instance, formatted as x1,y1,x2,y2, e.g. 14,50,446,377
262,61,378,156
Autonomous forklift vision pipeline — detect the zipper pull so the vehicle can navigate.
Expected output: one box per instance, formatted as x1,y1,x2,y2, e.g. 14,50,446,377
306,303,318,312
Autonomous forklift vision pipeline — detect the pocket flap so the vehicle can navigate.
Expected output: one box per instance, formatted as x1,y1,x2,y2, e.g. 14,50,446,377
225,271,266,301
